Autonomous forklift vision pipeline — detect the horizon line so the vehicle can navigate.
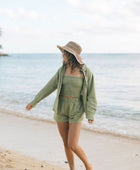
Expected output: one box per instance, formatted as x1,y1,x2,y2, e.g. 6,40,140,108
7,52,140,54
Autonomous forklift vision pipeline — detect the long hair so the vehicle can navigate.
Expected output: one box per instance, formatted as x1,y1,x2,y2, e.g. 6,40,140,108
63,50,83,73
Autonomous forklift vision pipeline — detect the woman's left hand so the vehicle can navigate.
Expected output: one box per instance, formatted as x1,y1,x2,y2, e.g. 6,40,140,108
88,119,94,124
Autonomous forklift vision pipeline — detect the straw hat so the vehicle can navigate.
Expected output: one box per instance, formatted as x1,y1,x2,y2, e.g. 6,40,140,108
57,41,83,64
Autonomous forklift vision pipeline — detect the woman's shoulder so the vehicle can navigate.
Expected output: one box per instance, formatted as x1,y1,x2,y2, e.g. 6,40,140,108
55,64,65,76
83,64,94,77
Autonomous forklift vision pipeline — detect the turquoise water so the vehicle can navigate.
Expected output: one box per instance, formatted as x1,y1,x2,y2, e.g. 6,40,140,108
0,53,140,139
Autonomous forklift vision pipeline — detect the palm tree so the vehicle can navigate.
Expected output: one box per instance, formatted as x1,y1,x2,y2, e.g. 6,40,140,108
0,28,8,56
0,28,2,52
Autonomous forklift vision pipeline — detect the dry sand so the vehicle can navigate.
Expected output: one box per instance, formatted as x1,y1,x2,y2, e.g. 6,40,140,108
0,110,140,170
0,147,63,170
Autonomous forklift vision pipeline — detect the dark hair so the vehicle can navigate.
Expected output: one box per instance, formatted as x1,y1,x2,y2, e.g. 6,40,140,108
63,50,83,73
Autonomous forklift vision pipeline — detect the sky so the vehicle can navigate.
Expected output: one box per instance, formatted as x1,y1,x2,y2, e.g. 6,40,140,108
0,0,140,53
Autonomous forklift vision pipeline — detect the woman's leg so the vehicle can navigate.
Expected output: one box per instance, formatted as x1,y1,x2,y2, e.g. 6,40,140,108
68,123,93,170
57,122,75,170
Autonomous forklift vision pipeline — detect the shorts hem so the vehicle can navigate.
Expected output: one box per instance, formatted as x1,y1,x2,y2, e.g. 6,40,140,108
54,117,83,124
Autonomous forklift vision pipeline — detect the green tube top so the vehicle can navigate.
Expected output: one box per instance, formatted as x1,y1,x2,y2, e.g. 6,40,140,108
60,75,83,97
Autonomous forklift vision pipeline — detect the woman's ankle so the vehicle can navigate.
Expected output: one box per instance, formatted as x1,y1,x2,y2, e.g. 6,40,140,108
69,165,75,170
85,162,93,170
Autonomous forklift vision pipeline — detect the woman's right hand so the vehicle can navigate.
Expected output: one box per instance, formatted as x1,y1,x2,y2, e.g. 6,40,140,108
25,104,33,111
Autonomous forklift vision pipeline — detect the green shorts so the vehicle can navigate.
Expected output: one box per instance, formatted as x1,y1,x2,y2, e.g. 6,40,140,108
54,95,84,123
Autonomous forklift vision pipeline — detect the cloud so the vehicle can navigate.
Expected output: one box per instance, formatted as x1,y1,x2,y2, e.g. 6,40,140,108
51,16,60,23
65,0,117,15
64,0,140,34
0,8,41,21
17,8,40,20
2,24,44,38
130,0,140,16
0,8,16,19
68,0,140,19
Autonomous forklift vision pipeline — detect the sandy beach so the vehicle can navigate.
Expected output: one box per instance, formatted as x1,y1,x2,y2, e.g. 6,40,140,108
0,110,140,170
0,147,63,170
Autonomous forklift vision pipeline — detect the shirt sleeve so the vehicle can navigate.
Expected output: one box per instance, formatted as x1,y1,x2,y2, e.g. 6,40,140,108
86,73,97,121
29,69,59,107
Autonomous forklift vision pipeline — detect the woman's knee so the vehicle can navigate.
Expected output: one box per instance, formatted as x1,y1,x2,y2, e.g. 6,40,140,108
68,141,78,151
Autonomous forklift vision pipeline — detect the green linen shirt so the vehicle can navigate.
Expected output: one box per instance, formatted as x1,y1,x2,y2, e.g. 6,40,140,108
29,63,97,120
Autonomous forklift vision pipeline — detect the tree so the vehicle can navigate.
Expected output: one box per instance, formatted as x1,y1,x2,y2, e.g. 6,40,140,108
0,28,2,50
0,28,3,52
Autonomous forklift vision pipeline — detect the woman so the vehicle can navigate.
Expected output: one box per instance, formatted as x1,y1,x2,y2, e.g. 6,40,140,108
26,41,97,170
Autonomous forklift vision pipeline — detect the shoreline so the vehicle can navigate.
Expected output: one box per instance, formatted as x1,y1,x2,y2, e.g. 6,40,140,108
0,52,8,56
0,110,140,170
0,108,140,141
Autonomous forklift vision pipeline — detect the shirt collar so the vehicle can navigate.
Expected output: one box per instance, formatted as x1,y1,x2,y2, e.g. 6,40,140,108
81,63,87,73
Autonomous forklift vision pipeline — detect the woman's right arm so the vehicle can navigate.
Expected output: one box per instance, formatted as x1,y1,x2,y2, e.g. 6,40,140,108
26,68,59,110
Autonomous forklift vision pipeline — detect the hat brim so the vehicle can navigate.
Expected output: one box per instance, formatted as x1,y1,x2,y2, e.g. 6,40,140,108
57,45,83,64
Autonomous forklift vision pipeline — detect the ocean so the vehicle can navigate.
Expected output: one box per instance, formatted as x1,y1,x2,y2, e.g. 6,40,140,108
0,53,140,139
